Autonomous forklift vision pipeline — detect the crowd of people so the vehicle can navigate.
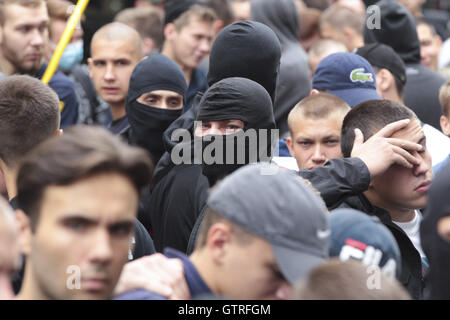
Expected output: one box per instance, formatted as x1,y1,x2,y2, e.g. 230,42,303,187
0,0,449,301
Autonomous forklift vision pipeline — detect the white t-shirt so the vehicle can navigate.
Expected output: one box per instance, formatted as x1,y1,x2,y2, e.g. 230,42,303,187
393,210,426,258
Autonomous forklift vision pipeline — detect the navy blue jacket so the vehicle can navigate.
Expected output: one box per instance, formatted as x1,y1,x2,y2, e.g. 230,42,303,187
115,248,212,300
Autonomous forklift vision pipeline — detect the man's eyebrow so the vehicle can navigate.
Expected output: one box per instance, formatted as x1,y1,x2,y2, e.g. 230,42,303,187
59,214,97,224
322,134,340,140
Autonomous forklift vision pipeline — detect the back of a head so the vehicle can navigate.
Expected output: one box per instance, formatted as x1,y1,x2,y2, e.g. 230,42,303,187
341,99,416,158
363,0,421,64
320,3,364,35
292,258,411,300
250,0,300,46
288,93,350,134
114,6,164,49
17,125,154,227
356,43,407,96
329,208,402,279
308,38,348,61
0,75,60,168
207,20,281,103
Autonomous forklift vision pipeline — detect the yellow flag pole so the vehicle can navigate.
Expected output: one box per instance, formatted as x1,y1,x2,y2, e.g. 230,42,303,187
41,0,90,84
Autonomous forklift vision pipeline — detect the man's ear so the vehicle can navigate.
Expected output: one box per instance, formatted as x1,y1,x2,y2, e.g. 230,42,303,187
213,20,224,36
310,89,320,96
440,115,450,136
15,209,32,256
87,57,93,78
375,68,391,93
342,26,354,49
164,23,176,41
142,38,155,54
286,136,295,157
206,222,232,266
55,128,63,136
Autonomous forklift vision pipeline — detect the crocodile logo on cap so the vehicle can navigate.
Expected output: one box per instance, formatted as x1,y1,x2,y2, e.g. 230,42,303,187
350,68,374,83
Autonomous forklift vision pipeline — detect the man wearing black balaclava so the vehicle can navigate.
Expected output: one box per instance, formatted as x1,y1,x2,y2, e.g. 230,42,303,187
152,20,281,185
145,20,282,251
364,0,446,131
421,161,450,299
149,77,275,253
126,54,187,165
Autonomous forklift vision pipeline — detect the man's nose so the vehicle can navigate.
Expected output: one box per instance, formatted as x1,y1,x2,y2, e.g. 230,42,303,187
104,64,115,81
30,29,45,47
413,153,430,176
311,145,326,162
89,230,113,264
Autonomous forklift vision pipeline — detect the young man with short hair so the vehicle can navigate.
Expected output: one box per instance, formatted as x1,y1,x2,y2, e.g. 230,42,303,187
88,22,144,137
286,93,350,170
339,99,433,299
0,0,79,128
161,1,216,110
15,126,154,300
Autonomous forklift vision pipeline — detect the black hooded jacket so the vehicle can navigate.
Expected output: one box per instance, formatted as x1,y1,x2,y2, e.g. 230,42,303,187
421,161,450,299
364,0,445,131
251,0,311,137
126,54,187,165
334,193,425,299
147,77,275,252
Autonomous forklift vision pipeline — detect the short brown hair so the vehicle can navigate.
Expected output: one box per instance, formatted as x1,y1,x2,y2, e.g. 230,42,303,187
439,80,450,117
173,4,217,31
0,0,45,25
0,75,60,167
17,125,154,229
115,6,164,49
292,259,411,300
197,0,234,27
288,93,350,135
341,100,416,158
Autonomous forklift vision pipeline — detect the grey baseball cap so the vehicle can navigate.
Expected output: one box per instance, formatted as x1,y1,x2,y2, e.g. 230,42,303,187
207,163,330,284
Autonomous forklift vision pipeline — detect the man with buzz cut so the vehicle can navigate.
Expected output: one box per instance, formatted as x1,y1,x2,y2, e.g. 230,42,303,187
88,22,145,139
0,0,79,128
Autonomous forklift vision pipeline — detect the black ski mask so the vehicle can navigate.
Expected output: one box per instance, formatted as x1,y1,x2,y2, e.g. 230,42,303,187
421,162,450,299
126,54,187,164
207,20,281,104
194,77,276,186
